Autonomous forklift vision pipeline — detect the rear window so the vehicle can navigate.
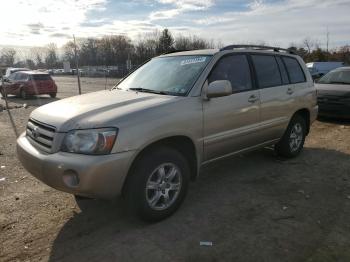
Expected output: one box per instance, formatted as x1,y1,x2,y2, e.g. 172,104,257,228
251,55,282,88
31,74,52,81
282,57,306,83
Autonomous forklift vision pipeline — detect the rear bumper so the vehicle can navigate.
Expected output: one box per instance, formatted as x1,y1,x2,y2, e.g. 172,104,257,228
318,104,350,118
26,87,57,95
17,133,135,199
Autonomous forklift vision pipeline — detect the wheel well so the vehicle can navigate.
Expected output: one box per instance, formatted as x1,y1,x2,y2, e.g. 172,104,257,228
121,136,198,196
294,109,310,134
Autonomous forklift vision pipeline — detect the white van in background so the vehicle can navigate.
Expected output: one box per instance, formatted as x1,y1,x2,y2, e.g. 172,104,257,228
5,67,30,78
306,62,344,79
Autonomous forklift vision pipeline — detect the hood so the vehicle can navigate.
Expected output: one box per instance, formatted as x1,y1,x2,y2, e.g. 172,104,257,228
30,90,178,132
315,83,350,97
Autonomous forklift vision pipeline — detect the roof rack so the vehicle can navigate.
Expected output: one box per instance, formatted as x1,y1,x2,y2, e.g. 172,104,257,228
162,49,190,55
220,45,295,54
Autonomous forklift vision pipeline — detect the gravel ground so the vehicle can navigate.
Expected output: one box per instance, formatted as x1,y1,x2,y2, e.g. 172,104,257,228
1,76,350,262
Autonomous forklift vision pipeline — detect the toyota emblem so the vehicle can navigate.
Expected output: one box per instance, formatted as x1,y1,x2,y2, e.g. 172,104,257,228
32,127,39,139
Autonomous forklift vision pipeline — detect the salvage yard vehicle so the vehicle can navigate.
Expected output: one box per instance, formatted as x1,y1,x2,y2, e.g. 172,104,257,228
316,67,350,118
4,67,30,78
0,71,57,99
306,62,344,79
17,45,318,221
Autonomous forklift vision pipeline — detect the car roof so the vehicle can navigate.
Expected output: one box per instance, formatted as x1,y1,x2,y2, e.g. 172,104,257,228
160,49,219,57
17,71,50,75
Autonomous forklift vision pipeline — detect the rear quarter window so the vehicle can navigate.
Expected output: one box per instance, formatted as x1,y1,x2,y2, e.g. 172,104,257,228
251,55,282,88
282,57,306,84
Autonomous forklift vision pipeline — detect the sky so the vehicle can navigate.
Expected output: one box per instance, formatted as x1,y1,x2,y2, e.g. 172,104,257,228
1,0,350,49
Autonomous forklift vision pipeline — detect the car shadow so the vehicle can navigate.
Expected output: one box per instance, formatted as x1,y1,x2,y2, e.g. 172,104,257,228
48,147,350,262
317,116,350,126
1,95,60,107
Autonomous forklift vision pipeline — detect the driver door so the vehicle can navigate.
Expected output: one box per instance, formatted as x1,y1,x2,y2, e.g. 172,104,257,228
203,54,261,161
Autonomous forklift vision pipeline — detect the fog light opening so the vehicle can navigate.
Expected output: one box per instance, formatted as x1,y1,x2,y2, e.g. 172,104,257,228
63,170,80,188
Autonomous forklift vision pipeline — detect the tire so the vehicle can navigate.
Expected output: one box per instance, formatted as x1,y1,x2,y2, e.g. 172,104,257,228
20,89,27,100
125,147,190,222
275,114,307,158
50,93,57,98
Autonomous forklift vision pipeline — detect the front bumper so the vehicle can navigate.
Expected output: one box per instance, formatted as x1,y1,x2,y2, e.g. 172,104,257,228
17,133,135,199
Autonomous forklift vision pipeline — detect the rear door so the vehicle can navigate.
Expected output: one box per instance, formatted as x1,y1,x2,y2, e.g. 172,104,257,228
251,54,294,141
32,74,54,93
203,54,261,161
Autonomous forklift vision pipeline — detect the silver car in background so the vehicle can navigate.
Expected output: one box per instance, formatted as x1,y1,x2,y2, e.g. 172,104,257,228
17,45,318,221
316,67,350,119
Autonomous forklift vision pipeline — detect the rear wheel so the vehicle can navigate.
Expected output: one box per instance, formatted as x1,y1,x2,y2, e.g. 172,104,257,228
125,147,190,222
50,93,57,98
275,114,306,158
20,89,27,100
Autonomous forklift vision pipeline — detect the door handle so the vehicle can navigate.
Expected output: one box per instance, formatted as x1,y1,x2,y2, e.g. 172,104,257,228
287,88,294,95
248,95,259,103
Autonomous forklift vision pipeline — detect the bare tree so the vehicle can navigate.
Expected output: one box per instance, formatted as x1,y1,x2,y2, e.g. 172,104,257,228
303,37,315,54
30,47,45,68
44,43,59,69
0,48,16,66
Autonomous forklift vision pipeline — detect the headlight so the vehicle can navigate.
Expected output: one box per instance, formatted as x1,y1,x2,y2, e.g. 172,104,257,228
61,128,117,155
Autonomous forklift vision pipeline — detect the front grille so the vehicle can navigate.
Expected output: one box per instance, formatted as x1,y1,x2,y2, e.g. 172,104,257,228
26,119,56,153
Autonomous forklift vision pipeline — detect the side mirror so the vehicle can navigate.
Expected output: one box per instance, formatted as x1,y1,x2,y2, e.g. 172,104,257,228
206,80,233,99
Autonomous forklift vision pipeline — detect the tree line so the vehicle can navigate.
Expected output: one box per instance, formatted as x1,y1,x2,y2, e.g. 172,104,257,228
0,29,216,70
1,29,349,70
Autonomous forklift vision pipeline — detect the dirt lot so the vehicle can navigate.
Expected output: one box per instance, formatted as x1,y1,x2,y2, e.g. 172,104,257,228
1,76,350,262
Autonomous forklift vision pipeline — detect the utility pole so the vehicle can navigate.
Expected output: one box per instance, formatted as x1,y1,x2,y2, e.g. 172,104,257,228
326,26,330,61
73,35,82,95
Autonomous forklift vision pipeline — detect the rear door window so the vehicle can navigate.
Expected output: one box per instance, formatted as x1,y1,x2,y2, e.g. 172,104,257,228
31,74,52,81
209,54,253,93
251,55,282,88
282,57,306,83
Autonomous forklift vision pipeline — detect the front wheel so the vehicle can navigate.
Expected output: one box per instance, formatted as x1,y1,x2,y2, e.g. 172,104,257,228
20,89,27,100
50,93,57,98
125,147,190,222
275,115,306,158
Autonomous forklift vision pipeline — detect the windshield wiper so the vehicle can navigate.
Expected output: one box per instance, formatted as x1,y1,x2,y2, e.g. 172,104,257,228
129,87,171,95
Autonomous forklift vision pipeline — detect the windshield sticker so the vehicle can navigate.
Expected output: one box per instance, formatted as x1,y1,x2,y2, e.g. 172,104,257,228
180,57,207,66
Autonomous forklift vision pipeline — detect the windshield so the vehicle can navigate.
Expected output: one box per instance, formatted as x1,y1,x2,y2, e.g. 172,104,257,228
116,55,211,96
318,69,350,84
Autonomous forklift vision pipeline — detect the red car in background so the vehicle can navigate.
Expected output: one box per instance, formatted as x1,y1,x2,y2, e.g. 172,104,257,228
1,71,57,99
